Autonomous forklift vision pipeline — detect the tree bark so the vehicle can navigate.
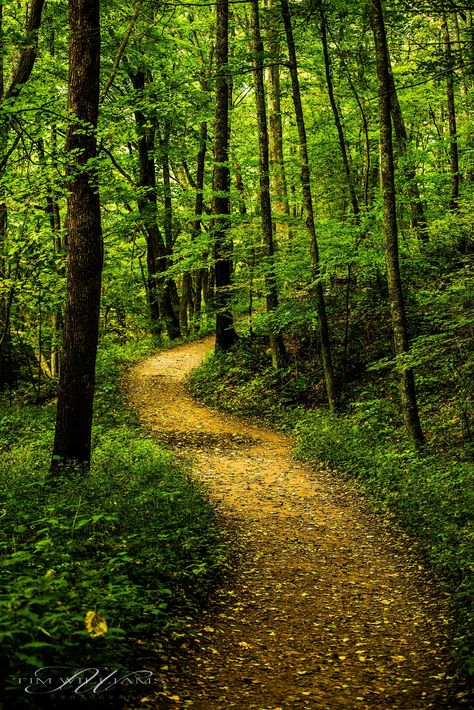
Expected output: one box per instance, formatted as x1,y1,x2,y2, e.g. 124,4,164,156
387,63,429,242
191,120,208,331
320,9,360,222
264,0,291,238
0,0,45,389
370,0,424,448
159,120,181,339
51,0,103,472
130,70,180,339
250,0,286,368
0,2,7,390
4,0,45,101
280,0,338,410
213,0,238,351
337,52,372,209
38,136,63,378
441,8,460,212
179,271,193,335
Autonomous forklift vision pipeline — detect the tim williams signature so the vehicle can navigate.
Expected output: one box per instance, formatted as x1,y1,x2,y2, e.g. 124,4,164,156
16,667,159,695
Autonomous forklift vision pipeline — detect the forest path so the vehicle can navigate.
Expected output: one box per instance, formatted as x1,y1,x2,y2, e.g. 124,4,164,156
126,336,466,710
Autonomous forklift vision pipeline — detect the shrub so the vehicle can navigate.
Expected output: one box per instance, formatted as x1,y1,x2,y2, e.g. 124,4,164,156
0,341,226,706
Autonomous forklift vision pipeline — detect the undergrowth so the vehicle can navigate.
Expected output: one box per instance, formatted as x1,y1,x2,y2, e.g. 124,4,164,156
0,338,227,706
187,336,474,677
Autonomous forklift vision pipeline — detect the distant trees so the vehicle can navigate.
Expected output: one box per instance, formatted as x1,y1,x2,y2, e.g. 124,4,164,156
128,69,181,340
0,0,472,452
0,0,45,389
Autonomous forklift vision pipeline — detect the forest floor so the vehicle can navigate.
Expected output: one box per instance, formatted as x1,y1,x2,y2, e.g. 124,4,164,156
125,336,470,710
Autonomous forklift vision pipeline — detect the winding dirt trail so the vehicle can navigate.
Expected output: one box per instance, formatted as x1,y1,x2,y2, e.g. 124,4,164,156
126,337,468,710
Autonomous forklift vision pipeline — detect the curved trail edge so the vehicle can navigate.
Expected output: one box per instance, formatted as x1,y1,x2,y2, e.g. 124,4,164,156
126,336,467,710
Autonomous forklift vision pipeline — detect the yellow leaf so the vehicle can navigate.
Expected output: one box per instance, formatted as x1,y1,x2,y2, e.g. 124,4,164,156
168,696,181,702
392,655,406,662
38,626,53,638
84,611,108,638
203,626,215,633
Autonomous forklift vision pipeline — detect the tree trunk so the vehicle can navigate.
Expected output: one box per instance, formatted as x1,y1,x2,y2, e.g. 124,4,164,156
387,63,429,243
213,0,238,351
38,136,63,377
0,3,7,390
441,8,460,212
160,121,181,339
370,0,424,448
264,0,291,238
280,0,338,410
4,0,45,101
51,0,103,472
452,12,468,97
130,70,180,339
467,6,474,88
191,120,208,331
251,0,286,368
339,55,372,209
320,9,360,221
0,0,45,389
179,271,194,335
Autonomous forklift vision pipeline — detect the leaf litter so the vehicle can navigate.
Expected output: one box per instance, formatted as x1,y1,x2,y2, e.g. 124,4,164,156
125,337,471,709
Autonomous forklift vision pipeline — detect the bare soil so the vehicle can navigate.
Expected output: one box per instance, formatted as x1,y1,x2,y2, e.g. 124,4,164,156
125,336,470,710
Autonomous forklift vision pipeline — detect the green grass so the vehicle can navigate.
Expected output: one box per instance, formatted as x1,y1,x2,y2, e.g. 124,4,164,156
0,338,227,706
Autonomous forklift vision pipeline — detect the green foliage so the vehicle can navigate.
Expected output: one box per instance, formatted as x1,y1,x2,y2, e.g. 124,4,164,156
187,336,312,428
1,0,474,689
293,406,474,675
0,342,226,703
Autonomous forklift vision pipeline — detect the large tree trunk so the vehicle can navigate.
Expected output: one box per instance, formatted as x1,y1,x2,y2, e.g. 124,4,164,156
370,0,424,448
213,0,238,351
51,0,103,472
251,0,286,368
280,0,338,411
